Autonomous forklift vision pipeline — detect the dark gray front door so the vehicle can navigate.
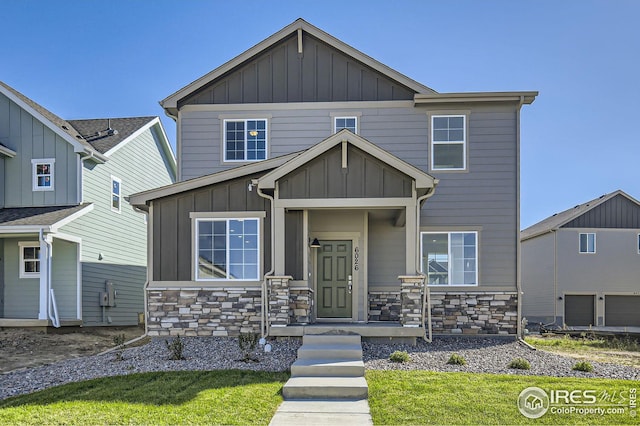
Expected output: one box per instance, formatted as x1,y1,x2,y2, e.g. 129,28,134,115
317,240,352,319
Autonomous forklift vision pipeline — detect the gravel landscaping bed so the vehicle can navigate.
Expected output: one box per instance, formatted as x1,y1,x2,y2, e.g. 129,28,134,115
1,336,638,401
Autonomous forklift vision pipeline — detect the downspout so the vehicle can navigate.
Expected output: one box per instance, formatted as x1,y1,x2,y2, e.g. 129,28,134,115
256,181,274,338
417,186,437,342
516,95,525,339
40,229,59,327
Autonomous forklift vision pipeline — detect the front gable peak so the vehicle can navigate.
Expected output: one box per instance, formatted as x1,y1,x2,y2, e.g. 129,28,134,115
161,19,436,115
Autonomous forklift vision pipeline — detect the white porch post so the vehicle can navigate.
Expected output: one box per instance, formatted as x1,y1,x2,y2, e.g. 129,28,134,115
37,237,49,320
405,203,418,274
274,206,286,275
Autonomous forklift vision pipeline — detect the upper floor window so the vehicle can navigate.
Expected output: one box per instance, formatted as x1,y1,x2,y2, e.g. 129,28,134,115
579,233,596,253
421,231,477,286
431,115,466,170
19,242,40,278
334,117,357,134
224,119,267,162
195,218,260,281
111,176,122,213
32,159,55,191
638,234,640,254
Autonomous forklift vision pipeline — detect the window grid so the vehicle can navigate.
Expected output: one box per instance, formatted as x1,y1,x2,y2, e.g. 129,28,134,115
421,231,477,286
431,115,466,170
579,233,596,253
32,159,55,191
111,177,122,213
196,218,260,281
334,117,357,134
224,119,267,162
19,242,41,278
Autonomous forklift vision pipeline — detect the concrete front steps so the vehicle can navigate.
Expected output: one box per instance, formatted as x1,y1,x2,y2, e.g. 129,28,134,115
282,333,368,400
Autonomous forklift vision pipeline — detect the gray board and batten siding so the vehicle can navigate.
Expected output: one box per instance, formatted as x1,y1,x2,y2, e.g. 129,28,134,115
0,92,79,207
562,193,640,229
179,32,416,107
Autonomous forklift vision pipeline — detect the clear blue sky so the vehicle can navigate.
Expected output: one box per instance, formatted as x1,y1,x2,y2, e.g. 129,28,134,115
3,0,639,228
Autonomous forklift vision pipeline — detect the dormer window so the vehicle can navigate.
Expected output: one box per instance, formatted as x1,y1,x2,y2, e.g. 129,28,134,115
32,159,55,191
224,119,267,162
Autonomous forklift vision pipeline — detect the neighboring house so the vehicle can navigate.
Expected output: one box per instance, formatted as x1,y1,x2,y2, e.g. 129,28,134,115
0,81,176,327
130,19,536,339
521,190,640,328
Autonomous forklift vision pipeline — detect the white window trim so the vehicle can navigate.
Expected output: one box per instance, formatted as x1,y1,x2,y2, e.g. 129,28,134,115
334,116,358,134
194,217,261,282
430,114,467,171
111,176,122,213
420,231,478,286
31,158,55,191
18,241,41,279
637,234,640,254
579,232,596,254
223,119,269,163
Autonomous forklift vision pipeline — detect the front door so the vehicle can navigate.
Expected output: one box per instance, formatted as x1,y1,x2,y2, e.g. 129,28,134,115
317,240,352,319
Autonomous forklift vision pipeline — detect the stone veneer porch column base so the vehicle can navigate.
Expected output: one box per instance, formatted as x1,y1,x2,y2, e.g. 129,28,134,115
146,287,262,337
267,276,293,327
430,291,518,335
399,276,425,327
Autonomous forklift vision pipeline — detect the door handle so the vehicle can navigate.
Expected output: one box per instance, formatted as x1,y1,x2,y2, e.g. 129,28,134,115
348,275,352,294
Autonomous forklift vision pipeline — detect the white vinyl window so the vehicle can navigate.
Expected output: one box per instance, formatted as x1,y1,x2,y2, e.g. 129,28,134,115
224,119,267,162
32,159,55,191
19,242,41,278
195,218,260,281
579,233,596,253
638,234,640,254
431,115,466,170
111,176,122,213
334,117,357,134
421,231,477,285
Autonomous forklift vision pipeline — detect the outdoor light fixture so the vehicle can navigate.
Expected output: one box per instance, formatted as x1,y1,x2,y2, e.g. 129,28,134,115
558,296,563,300
310,238,321,248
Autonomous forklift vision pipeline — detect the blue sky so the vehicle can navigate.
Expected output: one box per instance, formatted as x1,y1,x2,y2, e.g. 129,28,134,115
2,0,639,228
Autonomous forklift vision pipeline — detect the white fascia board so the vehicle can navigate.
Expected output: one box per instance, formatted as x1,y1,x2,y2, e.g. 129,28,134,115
414,91,539,105
160,19,434,111
0,144,17,157
0,225,51,234
50,204,94,232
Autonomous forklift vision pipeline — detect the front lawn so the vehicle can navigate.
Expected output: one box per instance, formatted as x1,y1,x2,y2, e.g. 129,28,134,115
0,370,288,425
526,334,640,367
367,370,639,425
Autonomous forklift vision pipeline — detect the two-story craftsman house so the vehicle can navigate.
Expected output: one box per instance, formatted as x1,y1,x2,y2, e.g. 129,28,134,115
0,81,176,327
131,19,536,340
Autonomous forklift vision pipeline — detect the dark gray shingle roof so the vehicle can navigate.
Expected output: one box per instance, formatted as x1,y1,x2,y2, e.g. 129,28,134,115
520,190,632,241
0,205,90,227
67,117,156,154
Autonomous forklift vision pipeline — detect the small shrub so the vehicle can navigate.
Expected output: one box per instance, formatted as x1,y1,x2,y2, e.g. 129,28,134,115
508,358,531,370
165,336,185,360
112,333,126,361
389,350,410,363
572,361,594,372
238,332,259,362
446,353,466,365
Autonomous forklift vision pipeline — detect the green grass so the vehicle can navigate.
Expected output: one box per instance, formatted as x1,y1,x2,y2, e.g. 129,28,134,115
527,334,640,351
0,370,288,425
367,370,639,425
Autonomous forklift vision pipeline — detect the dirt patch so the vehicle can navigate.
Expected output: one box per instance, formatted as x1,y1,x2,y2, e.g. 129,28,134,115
0,326,146,373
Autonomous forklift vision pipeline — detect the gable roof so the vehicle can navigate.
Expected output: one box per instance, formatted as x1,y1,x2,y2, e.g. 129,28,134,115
68,117,156,154
521,190,640,241
0,204,93,233
160,18,436,116
258,129,437,191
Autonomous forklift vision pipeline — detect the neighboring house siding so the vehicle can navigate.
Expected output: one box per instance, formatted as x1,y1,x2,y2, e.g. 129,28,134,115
562,194,640,228
152,173,272,281
3,238,39,318
0,157,4,207
521,232,556,322
180,33,415,107
556,229,640,294
60,125,174,325
0,93,78,207
51,238,78,319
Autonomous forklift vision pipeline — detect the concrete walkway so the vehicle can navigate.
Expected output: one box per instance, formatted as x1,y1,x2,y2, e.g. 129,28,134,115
269,333,373,425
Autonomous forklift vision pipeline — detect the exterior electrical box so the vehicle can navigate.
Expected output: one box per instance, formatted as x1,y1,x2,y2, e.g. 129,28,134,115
99,281,116,307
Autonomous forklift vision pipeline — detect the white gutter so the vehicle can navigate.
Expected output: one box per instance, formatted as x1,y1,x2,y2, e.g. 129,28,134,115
417,186,437,343
256,181,275,338
516,95,525,339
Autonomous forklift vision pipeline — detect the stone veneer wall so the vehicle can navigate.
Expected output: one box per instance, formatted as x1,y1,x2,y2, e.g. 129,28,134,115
289,288,313,324
430,291,518,335
368,291,401,321
147,288,262,337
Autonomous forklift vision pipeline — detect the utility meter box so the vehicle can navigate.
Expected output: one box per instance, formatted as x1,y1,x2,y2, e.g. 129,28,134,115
99,281,116,307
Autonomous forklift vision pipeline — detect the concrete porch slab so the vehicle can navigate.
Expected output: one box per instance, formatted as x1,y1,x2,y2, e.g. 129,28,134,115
269,322,426,338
